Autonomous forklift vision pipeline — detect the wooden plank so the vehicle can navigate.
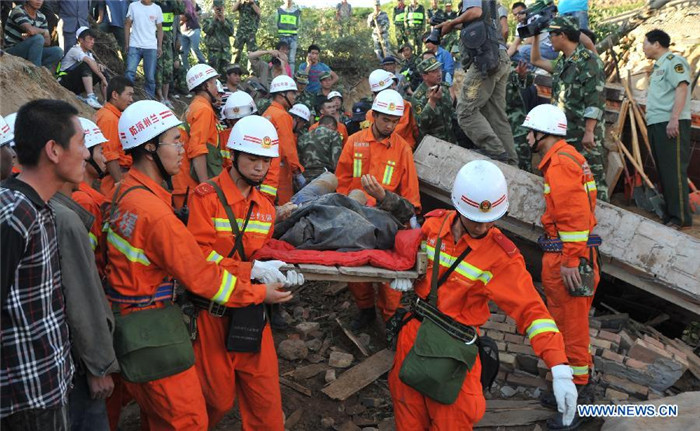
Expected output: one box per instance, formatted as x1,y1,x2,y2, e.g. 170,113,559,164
321,349,394,401
336,318,370,357
338,265,398,278
284,407,304,430
286,363,328,380
475,408,553,428
295,264,339,275
280,377,312,397
606,151,625,193
485,400,542,410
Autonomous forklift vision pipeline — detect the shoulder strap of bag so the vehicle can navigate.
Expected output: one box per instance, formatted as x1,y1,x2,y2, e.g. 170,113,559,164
428,214,473,305
206,180,254,261
102,184,152,273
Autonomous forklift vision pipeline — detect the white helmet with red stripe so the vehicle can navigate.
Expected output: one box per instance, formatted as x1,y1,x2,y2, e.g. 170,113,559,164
522,104,567,137
451,160,509,223
368,69,394,93
289,103,310,122
226,115,279,158
269,75,298,94
223,91,257,119
0,115,13,147
186,64,220,91
79,117,108,149
118,100,182,150
372,89,404,117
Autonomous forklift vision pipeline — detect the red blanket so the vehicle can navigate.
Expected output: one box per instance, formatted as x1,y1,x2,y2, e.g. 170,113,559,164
252,229,424,271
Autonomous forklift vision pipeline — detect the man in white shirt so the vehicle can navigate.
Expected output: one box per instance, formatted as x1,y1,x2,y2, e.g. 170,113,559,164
124,0,163,98
58,27,108,109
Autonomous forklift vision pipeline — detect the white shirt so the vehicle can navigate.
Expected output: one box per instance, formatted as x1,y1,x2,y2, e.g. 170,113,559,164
126,1,163,50
60,45,94,71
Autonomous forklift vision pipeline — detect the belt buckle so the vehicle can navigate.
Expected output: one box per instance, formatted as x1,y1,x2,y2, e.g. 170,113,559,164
464,328,478,345
208,301,227,317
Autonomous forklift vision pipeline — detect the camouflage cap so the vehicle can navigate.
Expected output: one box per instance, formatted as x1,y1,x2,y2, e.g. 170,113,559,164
399,43,413,52
418,57,442,74
226,64,247,75
545,16,579,33
213,0,224,7
295,75,309,85
319,71,332,81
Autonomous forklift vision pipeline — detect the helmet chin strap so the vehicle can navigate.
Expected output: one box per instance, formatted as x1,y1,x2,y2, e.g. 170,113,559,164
146,140,173,190
530,131,549,154
282,92,293,109
233,151,264,187
87,147,105,179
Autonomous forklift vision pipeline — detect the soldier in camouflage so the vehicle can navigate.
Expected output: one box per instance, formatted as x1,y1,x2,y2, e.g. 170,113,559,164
531,16,608,201
295,71,317,119
393,0,410,49
232,0,261,65
441,1,459,54
405,0,426,53
506,61,536,172
298,115,344,182
156,0,185,107
368,1,391,62
411,57,455,143
202,0,235,77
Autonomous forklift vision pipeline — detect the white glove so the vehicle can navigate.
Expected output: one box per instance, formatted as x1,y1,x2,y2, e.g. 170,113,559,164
551,364,578,426
409,215,420,230
284,270,304,288
251,260,287,284
390,278,413,292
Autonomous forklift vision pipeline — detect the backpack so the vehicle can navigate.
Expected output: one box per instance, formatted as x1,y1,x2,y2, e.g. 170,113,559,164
460,0,501,77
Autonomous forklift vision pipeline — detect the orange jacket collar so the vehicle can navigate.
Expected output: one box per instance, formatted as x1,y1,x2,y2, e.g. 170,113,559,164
103,101,122,118
433,210,493,252
218,167,267,207
128,167,172,206
358,125,393,148
537,139,569,171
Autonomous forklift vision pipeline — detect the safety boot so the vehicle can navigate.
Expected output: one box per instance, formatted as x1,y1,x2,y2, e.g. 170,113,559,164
350,307,377,331
540,382,595,410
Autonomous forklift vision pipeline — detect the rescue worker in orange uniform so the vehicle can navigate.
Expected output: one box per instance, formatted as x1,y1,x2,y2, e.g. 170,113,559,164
523,104,600,430
387,160,578,430
365,69,419,149
187,115,302,428
263,75,305,205
106,100,277,430
218,91,259,170
336,89,421,330
72,117,109,277
186,64,225,184
97,76,135,196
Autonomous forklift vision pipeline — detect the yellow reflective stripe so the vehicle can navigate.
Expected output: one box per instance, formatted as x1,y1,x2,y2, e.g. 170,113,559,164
259,184,277,197
278,29,298,34
425,244,493,284
89,232,98,251
107,227,150,266
525,319,560,340
207,250,224,263
213,217,232,232
382,160,396,185
211,269,236,304
544,183,551,194
571,365,589,376
584,180,597,191
211,218,271,234
353,153,363,178
558,230,589,242
220,149,231,159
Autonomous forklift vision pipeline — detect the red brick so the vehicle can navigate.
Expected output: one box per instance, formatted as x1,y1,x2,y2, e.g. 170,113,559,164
505,333,526,344
618,330,635,352
603,374,649,398
624,357,648,370
507,343,534,356
481,320,516,333
506,372,547,390
642,335,665,351
489,313,506,323
598,330,622,345
589,327,599,338
499,352,517,372
628,339,673,364
590,338,613,350
601,349,625,363
665,344,688,361
487,330,505,341
495,341,507,352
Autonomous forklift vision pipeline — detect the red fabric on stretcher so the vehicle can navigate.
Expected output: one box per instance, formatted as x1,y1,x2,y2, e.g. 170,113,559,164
252,229,424,271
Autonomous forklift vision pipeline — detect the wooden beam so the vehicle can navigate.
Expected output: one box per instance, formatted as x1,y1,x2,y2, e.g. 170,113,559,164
321,349,394,401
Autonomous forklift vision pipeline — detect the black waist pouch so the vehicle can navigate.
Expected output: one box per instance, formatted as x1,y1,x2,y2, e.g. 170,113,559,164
477,335,500,391
226,303,266,353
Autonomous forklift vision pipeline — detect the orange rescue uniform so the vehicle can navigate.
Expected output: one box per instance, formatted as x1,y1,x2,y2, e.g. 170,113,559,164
389,210,568,430
97,102,130,196
263,101,304,204
538,140,599,385
72,182,107,277
365,101,419,149
186,95,223,182
187,167,283,429
336,127,421,320
105,168,244,431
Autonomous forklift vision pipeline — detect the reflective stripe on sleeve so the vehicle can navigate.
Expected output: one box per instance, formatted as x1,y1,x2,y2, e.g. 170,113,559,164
107,227,151,266
211,269,236,304
571,365,589,376
259,184,277,197
425,244,492,284
525,318,560,340
207,250,224,263
89,232,98,251
558,230,589,242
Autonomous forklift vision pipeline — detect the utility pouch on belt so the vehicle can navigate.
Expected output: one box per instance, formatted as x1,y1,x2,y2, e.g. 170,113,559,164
386,307,414,351
460,0,500,76
398,215,479,405
190,142,223,182
569,256,595,297
477,336,500,390
113,303,195,383
226,303,266,352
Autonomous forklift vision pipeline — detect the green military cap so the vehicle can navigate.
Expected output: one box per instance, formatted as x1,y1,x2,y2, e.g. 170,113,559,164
226,64,247,75
418,57,442,74
213,0,224,7
319,71,332,81
545,16,579,33
295,73,309,85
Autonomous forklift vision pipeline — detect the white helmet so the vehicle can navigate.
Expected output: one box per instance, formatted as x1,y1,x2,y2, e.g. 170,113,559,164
118,100,182,150
451,160,509,223
223,91,257,119
327,90,343,101
522,104,567,137
372,89,404,117
0,115,14,147
269,75,298,94
216,80,225,94
226,115,279,158
289,104,311,122
186,64,219,91
369,69,394,93
79,117,108,149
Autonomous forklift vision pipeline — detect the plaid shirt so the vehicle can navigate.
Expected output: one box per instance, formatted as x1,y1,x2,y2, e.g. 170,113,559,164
1,178,73,417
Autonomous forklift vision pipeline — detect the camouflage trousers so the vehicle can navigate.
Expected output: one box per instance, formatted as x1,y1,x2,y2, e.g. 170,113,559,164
372,32,392,62
156,31,176,88
208,47,232,77
570,139,609,202
395,25,409,48
456,50,517,164
407,28,423,53
233,29,258,64
512,122,532,172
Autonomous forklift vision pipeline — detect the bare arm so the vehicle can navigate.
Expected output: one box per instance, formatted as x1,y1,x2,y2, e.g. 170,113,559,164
248,49,274,60
251,0,261,16
83,56,108,83
507,36,522,57
438,6,482,35
330,70,339,86
530,33,553,72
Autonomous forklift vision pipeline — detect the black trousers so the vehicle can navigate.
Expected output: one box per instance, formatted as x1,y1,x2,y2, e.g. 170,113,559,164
59,62,98,95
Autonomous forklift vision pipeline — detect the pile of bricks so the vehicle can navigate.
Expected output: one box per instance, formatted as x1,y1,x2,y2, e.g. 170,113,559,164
481,303,700,401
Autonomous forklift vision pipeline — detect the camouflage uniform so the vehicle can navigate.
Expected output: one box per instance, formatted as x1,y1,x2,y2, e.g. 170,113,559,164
233,0,260,65
297,126,344,182
393,5,409,48
441,9,459,53
256,97,271,114
368,10,391,62
156,1,185,90
551,42,608,201
411,58,455,143
506,68,535,172
202,15,235,76
405,4,425,53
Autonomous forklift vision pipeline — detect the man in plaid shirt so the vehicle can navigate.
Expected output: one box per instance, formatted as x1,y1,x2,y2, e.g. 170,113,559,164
1,100,87,429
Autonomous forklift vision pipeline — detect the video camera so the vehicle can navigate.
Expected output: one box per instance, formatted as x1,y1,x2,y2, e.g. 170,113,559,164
516,0,557,39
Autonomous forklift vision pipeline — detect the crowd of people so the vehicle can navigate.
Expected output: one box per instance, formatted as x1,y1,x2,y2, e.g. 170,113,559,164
0,0,695,430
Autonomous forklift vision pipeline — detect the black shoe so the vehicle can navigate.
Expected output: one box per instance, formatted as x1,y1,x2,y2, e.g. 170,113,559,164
350,307,376,331
546,412,585,431
541,383,595,410
269,304,288,330
540,390,558,410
